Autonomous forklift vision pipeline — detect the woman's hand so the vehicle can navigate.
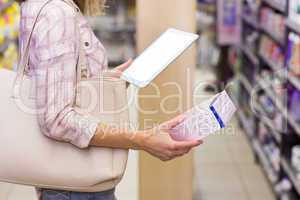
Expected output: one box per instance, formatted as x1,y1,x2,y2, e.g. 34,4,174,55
140,115,203,161
109,59,133,78
91,115,203,161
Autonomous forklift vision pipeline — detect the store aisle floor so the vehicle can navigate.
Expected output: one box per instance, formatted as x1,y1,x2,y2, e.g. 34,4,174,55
193,69,276,200
193,121,276,200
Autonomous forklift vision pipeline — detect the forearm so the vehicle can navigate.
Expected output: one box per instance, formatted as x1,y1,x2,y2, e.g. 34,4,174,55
89,123,146,150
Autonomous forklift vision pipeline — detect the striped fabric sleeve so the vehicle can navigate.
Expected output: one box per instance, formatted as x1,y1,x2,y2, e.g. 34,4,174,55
31,3,100,148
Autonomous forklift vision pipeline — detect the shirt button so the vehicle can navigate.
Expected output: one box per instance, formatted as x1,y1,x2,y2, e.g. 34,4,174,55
84,42,90,47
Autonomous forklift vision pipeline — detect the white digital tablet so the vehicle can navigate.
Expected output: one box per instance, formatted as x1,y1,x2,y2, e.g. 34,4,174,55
121,28,199,88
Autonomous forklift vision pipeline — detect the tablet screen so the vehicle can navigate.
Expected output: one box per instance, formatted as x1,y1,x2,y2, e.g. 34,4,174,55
121,28,199,87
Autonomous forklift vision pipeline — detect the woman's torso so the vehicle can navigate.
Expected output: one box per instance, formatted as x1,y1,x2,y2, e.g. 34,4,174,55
19,0,108,76
19,0,110,198
19,0,109,148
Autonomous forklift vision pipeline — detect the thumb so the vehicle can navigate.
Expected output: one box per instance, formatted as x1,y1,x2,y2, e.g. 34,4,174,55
115,58,133,73
160,115,186,130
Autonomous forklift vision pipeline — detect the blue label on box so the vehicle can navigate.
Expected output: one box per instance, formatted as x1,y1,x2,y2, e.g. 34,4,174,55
209,105,225,128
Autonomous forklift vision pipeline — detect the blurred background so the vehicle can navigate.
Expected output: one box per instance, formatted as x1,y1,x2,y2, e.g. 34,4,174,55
1,0,300,199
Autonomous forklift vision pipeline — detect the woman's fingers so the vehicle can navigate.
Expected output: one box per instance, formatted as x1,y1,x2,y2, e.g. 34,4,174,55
172,140,203,151
164,140,203,159
115,58,133,72
143,126,203,161
167,146,196,159
172,148,191,157
109,59,133,78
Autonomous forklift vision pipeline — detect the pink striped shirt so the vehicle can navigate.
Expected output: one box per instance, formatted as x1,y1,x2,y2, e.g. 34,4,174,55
20,0,108,148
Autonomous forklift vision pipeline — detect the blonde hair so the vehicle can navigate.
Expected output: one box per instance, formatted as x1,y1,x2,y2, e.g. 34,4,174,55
74,0,106,16
18,0,106,16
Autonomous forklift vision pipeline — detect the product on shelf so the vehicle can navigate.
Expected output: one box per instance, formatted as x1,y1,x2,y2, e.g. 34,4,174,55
289,0,300,26
269,0,288,8
228,47,241,68
264,142,280,172
0,1,19,42
292,145,300,175
274,111,285,132
257,70,286,131
274,178,293,199
197,33,219,67
260,7,286,42
243,0,261,23
286,32,300,76
259,35,285,69
259,93,276,117
0,42,18,70
245,0,261,12
89,0,136,66
244,30,259,52
0,1,19,70
258,122,270,142
241,17,259,55
288,85,300,123
198,0,216,3
258,123,280,171
217,0,241,45
0,0,11,7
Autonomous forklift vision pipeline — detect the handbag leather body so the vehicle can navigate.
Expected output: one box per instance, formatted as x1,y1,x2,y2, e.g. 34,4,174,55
0,0,129,192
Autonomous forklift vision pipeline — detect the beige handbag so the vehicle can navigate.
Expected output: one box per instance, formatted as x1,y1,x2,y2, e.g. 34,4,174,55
0,0,129,192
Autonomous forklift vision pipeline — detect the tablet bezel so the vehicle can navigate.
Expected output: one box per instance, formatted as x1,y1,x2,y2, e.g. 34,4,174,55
121,28,199,88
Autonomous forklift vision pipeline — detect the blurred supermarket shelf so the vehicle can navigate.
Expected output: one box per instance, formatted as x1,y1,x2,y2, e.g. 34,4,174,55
286,19,300,35
242,14,259,29
259,53,283,72
252,101,282,143
257,75,300,137
252,139,279,184
287,75,300,91
0,0,13,13
237,111,279,185
0,39,10,53
240,45,259,66
237,109,254,139
281,157,300,195
260,27,285,47
217,0,300,198
238,73,253,93
262,0,287,13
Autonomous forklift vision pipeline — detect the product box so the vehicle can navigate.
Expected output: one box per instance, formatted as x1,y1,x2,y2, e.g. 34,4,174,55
170,90,237,141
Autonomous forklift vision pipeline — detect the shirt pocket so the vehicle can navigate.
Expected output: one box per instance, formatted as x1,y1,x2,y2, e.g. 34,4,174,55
80,26,96,54
36,41,75,62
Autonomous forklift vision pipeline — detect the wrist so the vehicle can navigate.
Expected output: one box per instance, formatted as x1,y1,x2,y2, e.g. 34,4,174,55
132,130,151,151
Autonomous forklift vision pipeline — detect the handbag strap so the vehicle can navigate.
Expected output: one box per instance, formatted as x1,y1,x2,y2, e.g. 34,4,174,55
13,0,54,97
12,0,86,100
